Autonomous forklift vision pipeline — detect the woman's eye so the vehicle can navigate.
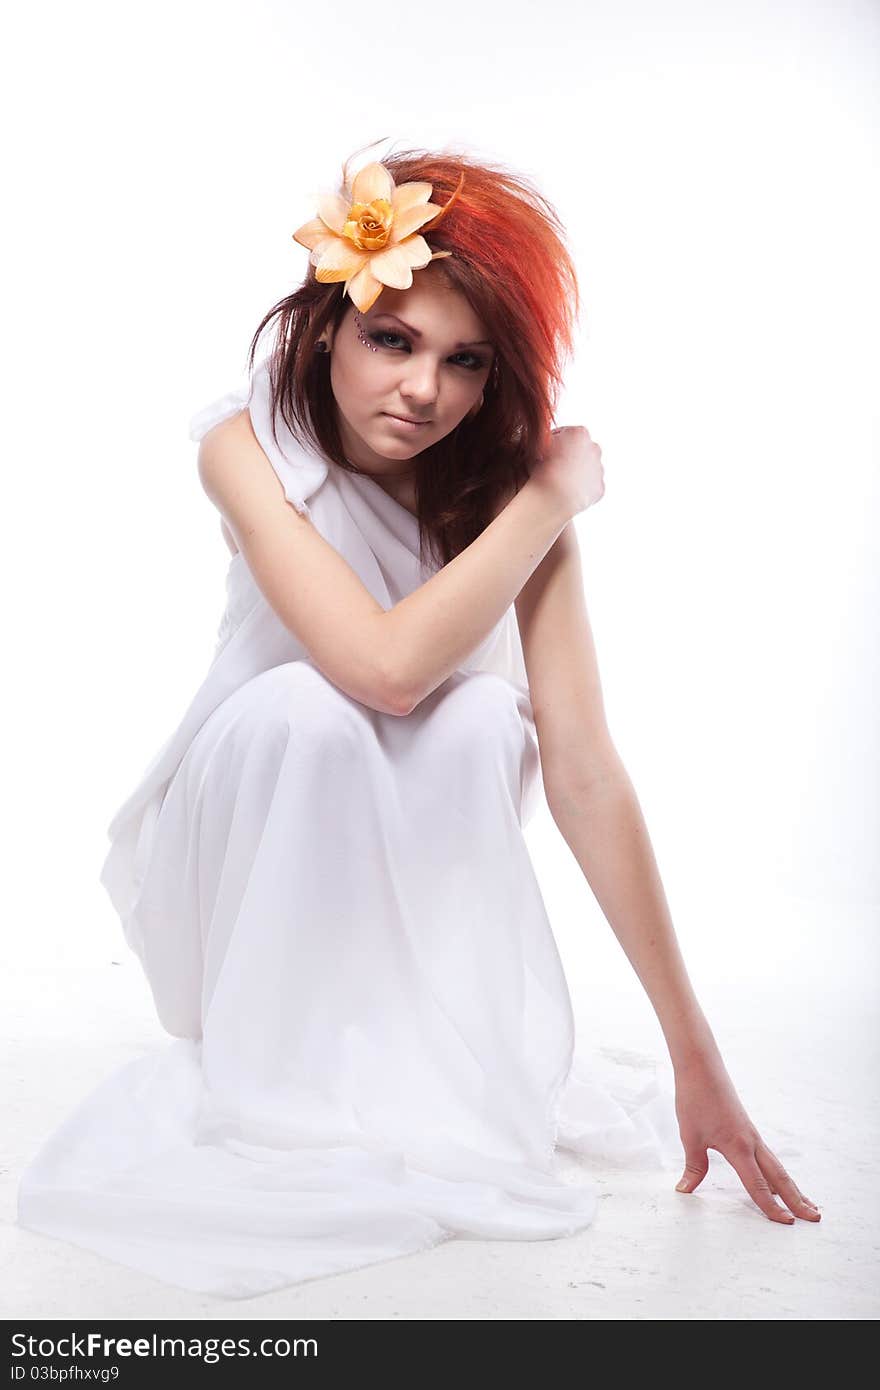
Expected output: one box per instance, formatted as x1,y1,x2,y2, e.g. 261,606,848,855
370,331,406,350
368,331,485,371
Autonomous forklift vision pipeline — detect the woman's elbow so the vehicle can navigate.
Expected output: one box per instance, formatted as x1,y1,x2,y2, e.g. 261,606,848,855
380,667,418,717
373,622,419,716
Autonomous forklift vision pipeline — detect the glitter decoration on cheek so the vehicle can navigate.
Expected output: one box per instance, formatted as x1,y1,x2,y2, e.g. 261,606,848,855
354,309,378,351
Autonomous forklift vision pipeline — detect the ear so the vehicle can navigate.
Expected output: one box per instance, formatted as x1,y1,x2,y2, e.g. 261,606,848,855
307,311,336,351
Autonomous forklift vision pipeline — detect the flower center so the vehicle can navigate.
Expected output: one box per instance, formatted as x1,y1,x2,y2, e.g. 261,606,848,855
343,198,394,252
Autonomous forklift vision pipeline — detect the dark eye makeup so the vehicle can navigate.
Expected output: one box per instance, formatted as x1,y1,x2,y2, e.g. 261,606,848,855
368,330,489,372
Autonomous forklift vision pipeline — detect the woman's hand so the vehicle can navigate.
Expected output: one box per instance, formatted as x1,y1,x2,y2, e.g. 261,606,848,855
529,425,605,517
673,1052,822,1224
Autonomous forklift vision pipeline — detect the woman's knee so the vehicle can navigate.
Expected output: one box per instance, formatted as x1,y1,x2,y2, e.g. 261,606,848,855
229,661,367,758
433,671,524,756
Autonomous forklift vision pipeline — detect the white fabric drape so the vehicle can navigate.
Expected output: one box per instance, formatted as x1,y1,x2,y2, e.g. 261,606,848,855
17,358,681,1299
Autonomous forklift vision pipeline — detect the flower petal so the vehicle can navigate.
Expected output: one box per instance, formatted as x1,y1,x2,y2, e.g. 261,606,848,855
368,244,416,290
292,217,332,251
316,192,351,234
315,237,367,282
308,240,338,267
351,161,394,206
391,180,434,214
389,201,444,243
346,263,386,312
394,234,434,270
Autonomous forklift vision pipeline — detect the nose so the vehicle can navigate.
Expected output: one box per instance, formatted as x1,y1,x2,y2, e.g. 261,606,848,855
399,360,439,411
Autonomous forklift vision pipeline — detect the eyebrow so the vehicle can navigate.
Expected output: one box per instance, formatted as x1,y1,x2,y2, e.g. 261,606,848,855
370,312,493,350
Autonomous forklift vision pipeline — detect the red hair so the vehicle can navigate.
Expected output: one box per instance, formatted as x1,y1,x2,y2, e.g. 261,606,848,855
247,142,581,567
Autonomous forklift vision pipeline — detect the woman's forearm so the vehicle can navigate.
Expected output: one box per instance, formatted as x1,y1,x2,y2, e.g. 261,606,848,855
546,757,723,1072
388,479,571,710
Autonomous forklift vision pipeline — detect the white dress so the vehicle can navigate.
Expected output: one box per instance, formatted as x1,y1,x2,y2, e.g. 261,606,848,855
16,358,681,1299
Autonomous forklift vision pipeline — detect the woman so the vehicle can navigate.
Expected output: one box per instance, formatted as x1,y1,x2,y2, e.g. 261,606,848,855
17,143,819,1300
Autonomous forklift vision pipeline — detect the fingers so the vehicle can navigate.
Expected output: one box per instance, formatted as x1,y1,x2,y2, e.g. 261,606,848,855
725,1139,825,1224
675,1139,823,1224
717,1140,796,1223
675,1150,709,1193
755,1141,822,1222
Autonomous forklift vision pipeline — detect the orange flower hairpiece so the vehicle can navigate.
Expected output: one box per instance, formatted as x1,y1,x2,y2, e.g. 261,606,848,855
292,157,463,312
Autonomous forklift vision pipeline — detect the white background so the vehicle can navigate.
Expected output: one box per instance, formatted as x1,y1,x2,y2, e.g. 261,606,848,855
3,0,878,1318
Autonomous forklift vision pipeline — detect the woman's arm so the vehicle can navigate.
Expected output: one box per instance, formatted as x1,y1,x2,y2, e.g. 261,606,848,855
516,523,821,1225
198,412,571,717
547,753,718,1064
514,522,716,1063
391,479,571,712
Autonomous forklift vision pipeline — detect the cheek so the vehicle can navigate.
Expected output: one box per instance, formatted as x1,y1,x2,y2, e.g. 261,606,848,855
332,347,384,404
330,355,362,411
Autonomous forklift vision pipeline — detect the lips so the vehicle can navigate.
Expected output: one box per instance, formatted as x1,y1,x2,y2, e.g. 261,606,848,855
384,412,431,425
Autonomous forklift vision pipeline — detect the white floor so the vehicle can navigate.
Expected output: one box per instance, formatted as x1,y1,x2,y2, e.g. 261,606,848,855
3,890,877,1320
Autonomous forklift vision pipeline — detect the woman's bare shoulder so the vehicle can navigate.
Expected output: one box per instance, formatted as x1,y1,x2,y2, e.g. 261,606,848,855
197,407,269,499
196,410,255,558
199,406,253,449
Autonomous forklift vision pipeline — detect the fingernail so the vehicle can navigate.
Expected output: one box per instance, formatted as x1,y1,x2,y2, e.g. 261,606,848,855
675,1179,688,1192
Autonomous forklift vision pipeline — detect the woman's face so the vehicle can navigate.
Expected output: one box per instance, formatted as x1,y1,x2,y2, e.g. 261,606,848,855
322,267,495,479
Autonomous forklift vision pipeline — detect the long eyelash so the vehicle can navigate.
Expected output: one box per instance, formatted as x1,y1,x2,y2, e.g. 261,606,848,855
368,330,486,371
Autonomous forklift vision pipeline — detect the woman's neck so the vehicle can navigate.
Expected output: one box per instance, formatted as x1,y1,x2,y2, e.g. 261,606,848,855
370,471,418,517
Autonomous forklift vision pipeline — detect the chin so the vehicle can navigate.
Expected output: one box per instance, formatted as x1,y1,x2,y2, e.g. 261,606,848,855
370,424,427,456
